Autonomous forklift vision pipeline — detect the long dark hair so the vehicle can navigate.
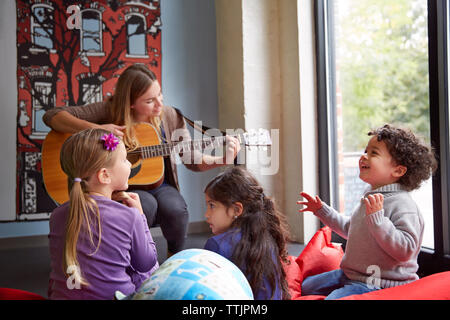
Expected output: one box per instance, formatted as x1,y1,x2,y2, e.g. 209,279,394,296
204,167,291,299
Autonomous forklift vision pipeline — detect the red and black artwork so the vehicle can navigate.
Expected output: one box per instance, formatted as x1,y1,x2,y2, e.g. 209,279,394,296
15,0,161,221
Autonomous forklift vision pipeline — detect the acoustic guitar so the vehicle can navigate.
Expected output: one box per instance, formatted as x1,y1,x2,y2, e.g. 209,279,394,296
41,123,272,205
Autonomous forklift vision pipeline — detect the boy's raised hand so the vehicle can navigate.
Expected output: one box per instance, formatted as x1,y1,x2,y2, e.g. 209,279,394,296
364,193,384,216
297,192,323,214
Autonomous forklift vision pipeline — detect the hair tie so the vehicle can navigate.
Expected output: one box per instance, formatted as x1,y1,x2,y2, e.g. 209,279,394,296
74,178,82,183
101,133,120,151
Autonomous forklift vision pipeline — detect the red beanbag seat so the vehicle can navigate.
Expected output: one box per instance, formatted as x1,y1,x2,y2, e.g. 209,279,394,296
0,288,45,300
296,226,344,280
283,255,303,299
287,226,450,300
340,271,450,300
285,226,344,300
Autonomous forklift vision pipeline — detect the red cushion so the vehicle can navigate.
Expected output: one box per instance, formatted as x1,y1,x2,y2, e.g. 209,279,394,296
295,226,344,280
287,227,450,300
0,288,45,300
286,226,343,300
295,294,326,300
339,271,450,300
283,255,303,299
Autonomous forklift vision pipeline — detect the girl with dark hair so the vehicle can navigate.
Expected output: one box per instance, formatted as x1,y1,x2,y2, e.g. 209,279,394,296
203,166,291,300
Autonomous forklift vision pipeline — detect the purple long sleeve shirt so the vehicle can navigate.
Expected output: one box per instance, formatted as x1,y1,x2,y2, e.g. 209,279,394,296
48,195,158,300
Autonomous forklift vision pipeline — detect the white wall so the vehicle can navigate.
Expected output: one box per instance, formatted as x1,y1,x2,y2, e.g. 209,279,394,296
215,0,320,243
160,0,220,224
0,0,219,237
0,1,33,234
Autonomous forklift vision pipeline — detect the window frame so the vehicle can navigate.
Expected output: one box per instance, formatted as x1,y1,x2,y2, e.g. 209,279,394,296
80,9,104,56
125,13,149,58
315,0,338,209
79,80,102,105
422,0,450,273
30,4,54,51
314,0,450,275
31,81,53,138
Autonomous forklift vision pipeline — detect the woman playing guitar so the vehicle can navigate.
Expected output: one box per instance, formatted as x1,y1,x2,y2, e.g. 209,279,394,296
43,63,240,257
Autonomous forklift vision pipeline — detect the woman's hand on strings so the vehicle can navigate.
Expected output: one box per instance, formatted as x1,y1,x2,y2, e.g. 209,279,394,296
224,136,241,164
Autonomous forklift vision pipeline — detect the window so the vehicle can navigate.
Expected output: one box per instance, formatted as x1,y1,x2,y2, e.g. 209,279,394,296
31,81,53,138
80,81,102,104
427,0,450,268
126,14,147,57
31,4,54,50
316,0,450,273
81,10,102,53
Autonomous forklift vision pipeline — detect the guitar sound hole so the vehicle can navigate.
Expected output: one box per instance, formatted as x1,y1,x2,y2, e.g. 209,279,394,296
127,152,141,166
129,163,141,179
127,152,142,179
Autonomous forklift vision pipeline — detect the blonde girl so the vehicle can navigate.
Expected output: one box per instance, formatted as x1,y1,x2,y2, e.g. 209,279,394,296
48,128,158,300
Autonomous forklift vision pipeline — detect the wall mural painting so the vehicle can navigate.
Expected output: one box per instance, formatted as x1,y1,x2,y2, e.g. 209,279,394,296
16,0,161,221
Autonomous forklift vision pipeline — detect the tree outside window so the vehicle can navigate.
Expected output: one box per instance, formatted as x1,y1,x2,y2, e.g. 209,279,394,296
328,0,434,248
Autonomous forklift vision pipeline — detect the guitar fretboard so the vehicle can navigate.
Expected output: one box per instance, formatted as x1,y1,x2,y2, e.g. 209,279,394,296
139,135,239,159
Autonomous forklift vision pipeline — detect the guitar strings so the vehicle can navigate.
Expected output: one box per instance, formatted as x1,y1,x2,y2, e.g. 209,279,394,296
126,135,231,155
125,132,271,155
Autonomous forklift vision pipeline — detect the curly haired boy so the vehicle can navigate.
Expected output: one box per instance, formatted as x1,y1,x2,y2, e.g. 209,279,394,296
297,124,437,299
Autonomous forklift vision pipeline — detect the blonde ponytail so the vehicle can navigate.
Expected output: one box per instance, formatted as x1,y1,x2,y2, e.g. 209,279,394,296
62,179,101,287
60,129,114,287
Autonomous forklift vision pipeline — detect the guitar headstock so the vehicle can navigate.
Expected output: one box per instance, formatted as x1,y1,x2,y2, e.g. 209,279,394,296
242,129,272,148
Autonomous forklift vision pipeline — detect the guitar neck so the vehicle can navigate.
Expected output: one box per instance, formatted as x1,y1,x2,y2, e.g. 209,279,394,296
138,134,241,159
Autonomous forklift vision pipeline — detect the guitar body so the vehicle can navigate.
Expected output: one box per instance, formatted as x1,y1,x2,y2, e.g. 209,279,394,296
42,123,272,205
41,130,73,205
42,123,164,205
127,123,165,187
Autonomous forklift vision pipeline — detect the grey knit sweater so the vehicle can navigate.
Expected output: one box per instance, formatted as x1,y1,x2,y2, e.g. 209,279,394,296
315,183,424,288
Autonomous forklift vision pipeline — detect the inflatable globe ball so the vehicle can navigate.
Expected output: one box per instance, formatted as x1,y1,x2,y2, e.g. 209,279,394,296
117,249,254,300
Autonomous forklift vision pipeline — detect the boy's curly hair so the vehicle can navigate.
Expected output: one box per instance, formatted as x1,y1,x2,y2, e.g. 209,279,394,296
368,124,438,191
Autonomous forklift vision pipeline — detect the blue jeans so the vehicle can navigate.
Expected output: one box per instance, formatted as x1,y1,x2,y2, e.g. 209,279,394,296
301,269,380,300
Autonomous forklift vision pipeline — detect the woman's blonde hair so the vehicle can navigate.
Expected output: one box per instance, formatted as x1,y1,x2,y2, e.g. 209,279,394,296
109,63,162,150
60,128,119,286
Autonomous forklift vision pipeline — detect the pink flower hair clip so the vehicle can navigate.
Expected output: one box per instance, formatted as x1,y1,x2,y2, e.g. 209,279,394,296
101,133,120,151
